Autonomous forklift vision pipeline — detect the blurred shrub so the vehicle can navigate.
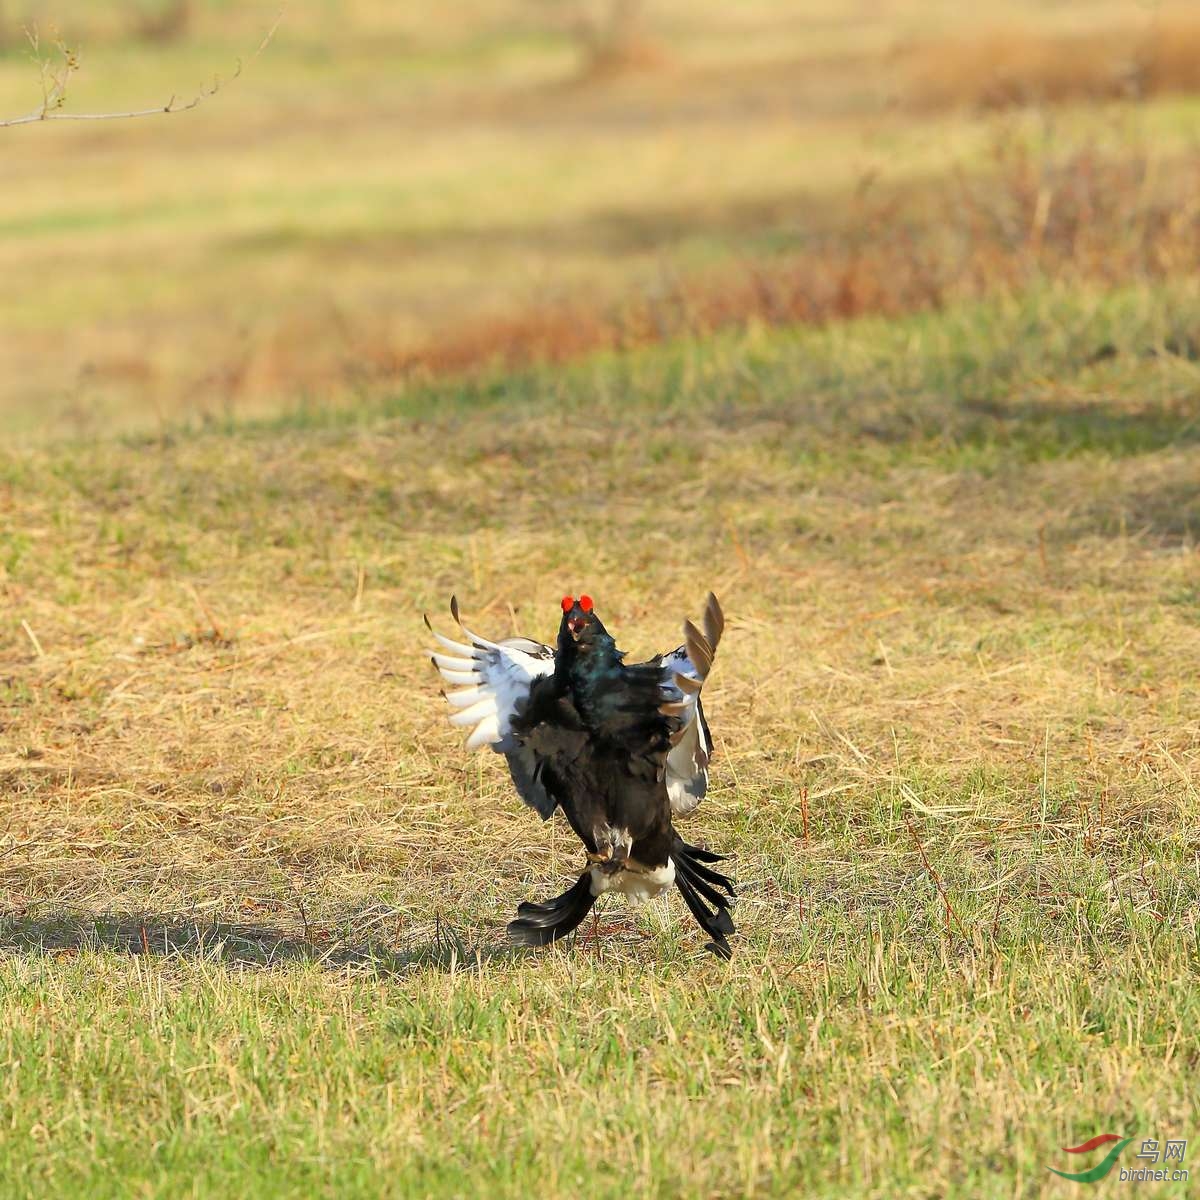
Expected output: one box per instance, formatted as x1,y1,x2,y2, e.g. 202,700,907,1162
902,17,1200,111
0,0,197,48
385,135,1200,379
134,0,194,44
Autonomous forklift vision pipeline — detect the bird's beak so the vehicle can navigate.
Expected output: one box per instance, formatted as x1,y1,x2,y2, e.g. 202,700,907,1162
567,616,586,639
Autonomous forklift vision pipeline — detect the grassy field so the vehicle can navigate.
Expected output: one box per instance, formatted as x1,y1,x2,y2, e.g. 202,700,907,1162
4,285,1200,1196
3,2,1200,1198
3,0,1200,436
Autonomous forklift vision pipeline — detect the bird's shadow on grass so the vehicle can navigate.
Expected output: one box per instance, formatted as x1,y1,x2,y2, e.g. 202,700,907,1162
0,910,521,977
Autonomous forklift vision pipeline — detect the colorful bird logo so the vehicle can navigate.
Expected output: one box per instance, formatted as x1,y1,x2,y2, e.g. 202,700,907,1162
1047,1134,1134,1183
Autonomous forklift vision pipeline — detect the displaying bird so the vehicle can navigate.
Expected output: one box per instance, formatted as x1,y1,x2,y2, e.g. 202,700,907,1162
425,592,736,958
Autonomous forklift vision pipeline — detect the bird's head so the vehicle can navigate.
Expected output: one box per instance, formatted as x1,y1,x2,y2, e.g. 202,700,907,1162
558,594,607,650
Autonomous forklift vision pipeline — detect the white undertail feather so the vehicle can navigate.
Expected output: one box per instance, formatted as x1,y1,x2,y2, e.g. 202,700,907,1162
589,859,675,902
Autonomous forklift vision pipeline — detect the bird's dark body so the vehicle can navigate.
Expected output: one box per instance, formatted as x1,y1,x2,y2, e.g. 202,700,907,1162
429,591,735,957
512,665,676,873
513,686,676,873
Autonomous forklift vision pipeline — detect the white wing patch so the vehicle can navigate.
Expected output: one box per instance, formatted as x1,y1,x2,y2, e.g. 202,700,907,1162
426,597,555,752
658,592,724,817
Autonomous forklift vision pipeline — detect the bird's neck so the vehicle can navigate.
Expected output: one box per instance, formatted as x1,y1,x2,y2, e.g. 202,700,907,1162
559,633,624,704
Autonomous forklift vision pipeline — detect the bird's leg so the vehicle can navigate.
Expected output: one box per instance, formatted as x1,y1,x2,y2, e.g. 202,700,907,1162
590,825,632,874
588,848,630,876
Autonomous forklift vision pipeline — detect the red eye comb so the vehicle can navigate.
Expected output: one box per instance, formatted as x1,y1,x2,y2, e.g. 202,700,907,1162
561,595,574,612
579,595,593,612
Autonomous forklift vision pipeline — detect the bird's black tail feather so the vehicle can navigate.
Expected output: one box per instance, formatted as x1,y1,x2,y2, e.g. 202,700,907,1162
507,872,597,948
671,836,736,959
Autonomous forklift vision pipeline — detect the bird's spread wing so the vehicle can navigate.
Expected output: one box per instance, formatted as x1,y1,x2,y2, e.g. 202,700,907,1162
426,597,559,818
657,592,724,816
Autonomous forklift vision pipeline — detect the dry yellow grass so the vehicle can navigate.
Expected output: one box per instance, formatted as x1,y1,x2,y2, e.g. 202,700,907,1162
2,5,1200,1195
3,288,1199,1194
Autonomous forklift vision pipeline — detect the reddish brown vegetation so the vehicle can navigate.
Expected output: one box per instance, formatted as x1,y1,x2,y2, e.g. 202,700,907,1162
378,142,1200,381
132,140,1199,411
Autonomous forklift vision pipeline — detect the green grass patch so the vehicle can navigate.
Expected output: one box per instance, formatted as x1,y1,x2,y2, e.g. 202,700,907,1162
2,283,1199,1196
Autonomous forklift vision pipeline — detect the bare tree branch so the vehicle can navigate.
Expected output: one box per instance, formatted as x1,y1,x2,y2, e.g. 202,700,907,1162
0,7,285,130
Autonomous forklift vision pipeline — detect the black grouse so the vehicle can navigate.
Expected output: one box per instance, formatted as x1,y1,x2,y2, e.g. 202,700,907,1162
426,592,736,958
